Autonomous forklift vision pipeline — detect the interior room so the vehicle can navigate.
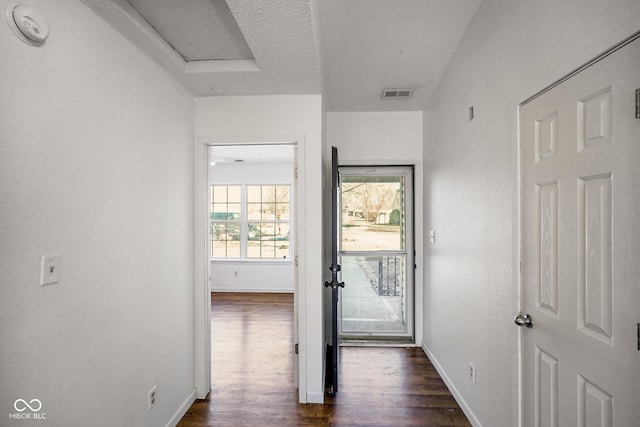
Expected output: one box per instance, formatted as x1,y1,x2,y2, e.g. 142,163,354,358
208,144,295,292
1,1,638,426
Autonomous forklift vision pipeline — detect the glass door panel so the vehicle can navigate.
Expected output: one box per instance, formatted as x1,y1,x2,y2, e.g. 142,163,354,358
341,177,404,251
341,255,407,334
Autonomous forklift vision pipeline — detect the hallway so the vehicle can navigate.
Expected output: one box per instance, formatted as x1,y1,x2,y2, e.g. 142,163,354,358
177,293,470,426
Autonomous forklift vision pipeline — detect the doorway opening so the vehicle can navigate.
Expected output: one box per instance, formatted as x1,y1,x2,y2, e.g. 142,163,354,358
338,166,414,343
206,142,299,393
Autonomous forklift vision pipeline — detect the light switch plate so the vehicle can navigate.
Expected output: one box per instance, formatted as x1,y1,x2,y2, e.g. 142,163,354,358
41,255,59,285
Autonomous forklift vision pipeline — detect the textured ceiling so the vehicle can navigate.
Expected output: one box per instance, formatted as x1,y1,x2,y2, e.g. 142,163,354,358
127,0,253,61
81,0,481,111
317,0,482,111
81,0,321,97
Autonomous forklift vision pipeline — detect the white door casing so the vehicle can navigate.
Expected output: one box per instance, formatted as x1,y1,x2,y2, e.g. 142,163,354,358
194,137,307,402
338,165,415,341
519,37,640,426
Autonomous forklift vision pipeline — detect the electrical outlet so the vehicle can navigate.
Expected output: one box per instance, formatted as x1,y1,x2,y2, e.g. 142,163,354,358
233,271,238,277
148,386,157,410
469,363,476,384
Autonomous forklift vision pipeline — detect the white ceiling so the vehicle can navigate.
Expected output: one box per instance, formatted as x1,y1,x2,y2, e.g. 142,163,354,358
318,0,482,111
82,0,482,111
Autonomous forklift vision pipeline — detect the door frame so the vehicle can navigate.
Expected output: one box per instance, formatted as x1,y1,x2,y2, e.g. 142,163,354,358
337,165,416,342
515,29,640,427
333,157,423,346
194,135,307,401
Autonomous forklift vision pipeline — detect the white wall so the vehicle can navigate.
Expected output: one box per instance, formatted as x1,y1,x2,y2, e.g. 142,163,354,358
326,111,424,343
327,112,423,162
0,1,195,426
422,1,640,426
209,162,294,292
195,95,324,402
210,260,292,292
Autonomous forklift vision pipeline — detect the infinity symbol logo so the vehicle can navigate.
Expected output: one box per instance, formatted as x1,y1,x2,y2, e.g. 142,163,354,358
14,399,42,412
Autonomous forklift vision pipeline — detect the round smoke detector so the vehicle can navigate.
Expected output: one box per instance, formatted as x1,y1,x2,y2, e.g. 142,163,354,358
6,3,49,46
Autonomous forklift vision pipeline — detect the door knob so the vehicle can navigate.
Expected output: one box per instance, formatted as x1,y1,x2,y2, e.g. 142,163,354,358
514,313,533,328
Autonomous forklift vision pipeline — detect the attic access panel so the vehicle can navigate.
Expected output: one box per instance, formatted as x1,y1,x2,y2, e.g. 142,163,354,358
127,0,254,61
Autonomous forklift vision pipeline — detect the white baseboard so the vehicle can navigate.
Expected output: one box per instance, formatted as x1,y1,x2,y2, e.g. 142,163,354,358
211,288,293,293
166,389,196,427
306,391,324,404
421,343,482,427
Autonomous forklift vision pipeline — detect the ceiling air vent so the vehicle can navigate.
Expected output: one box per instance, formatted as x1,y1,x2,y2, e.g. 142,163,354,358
382,88,414,99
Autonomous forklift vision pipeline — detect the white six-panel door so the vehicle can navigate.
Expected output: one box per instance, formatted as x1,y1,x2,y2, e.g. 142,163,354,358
519,37,639,426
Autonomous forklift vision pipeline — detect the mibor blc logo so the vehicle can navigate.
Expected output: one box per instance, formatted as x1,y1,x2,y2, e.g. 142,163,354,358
9,399,46,420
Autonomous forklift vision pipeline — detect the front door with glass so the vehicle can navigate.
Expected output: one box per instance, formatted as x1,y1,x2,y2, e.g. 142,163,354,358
339,166,414,342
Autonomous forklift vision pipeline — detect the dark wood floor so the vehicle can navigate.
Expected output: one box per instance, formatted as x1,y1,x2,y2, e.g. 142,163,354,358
177,292,471,426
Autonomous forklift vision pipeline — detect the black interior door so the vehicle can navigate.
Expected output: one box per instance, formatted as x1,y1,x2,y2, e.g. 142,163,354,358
325,146,343,395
